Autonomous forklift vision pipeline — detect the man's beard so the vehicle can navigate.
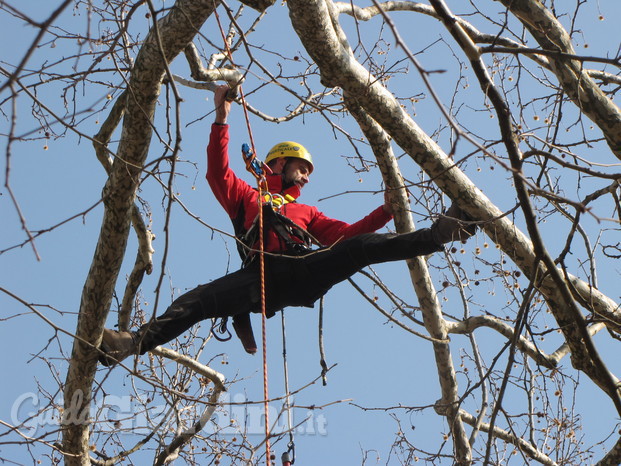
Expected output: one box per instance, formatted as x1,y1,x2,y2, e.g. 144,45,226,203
281,173,296,190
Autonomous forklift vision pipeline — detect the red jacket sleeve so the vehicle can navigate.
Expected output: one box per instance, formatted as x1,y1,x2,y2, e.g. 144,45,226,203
308,205,393,246
206,123,253,219
206,122,393,248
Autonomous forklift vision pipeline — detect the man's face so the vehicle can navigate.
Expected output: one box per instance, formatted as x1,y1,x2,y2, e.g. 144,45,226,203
283,158,312,189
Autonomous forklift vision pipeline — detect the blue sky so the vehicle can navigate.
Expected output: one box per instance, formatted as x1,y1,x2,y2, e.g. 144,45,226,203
2,1,621,464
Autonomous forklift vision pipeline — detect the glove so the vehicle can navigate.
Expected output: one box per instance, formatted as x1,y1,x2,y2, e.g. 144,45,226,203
431,203,477,245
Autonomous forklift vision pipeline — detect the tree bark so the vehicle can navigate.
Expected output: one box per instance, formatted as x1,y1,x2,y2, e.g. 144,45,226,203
345,95,472,463
61,1,222,463
497,0,621,159
287,0,621,455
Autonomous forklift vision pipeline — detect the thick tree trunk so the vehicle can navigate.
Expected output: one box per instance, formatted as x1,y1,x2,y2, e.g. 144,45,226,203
61,1,222,463
346,96,472,463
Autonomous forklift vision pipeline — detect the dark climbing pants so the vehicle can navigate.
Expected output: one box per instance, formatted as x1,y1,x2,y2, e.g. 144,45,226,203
134,228,442,353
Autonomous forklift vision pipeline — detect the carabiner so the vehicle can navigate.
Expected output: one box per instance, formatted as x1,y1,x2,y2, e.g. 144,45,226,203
242,143,265,179
281,441,295,465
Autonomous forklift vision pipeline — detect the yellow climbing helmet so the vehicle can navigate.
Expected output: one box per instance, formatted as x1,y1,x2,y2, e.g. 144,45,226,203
265,141,314,173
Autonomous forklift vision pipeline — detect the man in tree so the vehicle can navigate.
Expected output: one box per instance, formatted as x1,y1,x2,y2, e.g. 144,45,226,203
98,85,475,366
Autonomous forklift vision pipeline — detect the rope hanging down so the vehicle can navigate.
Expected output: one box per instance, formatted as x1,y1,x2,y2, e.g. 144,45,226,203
280,312,296,465
215,10,303,465
214,9,273,464
243,133,297,466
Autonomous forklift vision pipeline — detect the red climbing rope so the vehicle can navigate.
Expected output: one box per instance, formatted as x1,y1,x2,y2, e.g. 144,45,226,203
214,9,272,465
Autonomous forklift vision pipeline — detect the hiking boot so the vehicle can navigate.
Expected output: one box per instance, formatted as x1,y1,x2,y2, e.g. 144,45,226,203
98,328,137,367
431,203,477,245
232,314,257,355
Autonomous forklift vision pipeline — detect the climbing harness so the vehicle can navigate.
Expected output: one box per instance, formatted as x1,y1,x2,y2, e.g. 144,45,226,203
214,196,317,342
238,144,319,263
237,204,315,264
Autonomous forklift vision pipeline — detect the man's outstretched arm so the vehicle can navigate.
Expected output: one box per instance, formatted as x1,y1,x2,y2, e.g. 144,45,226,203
206,85,252,219
307,204,393,246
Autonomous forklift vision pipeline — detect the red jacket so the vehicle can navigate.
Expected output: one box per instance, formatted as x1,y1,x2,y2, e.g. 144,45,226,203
206,124,392,254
